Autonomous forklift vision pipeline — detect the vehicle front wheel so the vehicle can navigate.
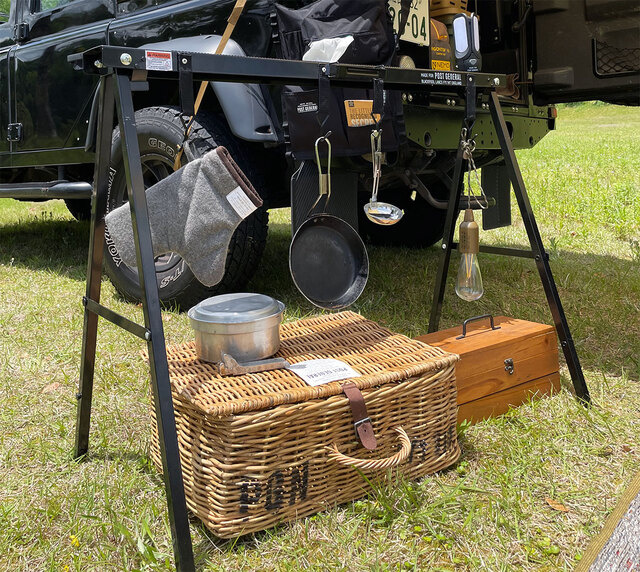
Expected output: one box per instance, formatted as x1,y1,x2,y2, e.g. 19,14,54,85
64,198,92,221
103,106,269,310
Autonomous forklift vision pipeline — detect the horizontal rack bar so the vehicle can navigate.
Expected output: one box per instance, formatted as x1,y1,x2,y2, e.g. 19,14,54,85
72,46,506,91
450,242,548,260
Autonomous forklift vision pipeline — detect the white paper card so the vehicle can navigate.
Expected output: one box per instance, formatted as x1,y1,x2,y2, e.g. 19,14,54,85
302,35,354,63
226,186,258,219
289,359,361,386
145,50,173,71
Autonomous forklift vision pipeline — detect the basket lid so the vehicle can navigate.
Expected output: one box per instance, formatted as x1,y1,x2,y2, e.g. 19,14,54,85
187,293,283,324
162,311,459,418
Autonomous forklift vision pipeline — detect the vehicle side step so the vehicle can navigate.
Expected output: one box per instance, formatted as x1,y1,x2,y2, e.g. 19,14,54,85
0,180,93,200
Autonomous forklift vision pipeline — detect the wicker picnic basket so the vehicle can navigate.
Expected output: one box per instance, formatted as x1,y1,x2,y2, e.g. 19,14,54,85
149,311,460,538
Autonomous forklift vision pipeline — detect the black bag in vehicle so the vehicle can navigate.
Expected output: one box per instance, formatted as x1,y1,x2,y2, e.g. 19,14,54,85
275,0,405,160
276,0,396,64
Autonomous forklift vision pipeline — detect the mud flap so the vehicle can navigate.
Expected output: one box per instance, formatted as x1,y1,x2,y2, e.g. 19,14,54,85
481,163,511,231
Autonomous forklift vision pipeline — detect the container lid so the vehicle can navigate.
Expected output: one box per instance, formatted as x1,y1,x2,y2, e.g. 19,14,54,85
188,293,282,324
158,311,460,419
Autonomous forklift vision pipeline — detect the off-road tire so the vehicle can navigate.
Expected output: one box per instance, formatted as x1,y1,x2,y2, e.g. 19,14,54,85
64,198,92,221
358,177,448,248
103,106,269,310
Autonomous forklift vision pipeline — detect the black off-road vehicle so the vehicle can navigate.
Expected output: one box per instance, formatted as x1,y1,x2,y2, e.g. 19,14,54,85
0,0,637,308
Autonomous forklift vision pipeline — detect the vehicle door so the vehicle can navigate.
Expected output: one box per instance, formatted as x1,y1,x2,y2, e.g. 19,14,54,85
532,0,640,105
9,0,115,165
0,2,15,161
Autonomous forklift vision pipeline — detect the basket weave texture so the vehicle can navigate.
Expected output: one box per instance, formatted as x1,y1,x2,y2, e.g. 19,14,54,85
149,311,460,538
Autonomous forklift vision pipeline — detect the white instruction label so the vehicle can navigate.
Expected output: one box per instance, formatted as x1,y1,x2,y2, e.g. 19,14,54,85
145,50,173,72
226,186,258,219
289,359,361,386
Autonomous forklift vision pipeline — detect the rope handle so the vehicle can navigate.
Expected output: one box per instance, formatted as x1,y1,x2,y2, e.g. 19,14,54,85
325,427,411,471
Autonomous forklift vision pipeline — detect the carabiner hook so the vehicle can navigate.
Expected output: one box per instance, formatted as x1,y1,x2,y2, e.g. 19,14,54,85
314,133,332,199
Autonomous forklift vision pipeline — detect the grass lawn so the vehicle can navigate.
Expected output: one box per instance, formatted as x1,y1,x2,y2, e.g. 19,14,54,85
0,102,638,571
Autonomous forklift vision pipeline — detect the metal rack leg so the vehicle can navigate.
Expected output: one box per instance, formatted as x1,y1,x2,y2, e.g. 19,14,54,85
75,75,115,458
428,124,467,333
489,91,590,402
114,71,195,570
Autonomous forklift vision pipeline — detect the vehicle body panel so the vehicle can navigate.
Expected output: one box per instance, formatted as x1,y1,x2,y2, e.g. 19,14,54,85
12,24,107,152
0,0,637,175
139,35,277,142
0,36,12,158
109,0,272,58
533,0,640,105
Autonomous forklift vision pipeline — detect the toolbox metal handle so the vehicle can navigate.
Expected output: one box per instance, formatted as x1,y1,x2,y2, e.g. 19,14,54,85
456,314,501,340
325,427,411,470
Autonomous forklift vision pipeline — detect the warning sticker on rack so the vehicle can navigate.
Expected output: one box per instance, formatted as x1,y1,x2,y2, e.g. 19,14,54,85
145,50,173,72
289,359,361,386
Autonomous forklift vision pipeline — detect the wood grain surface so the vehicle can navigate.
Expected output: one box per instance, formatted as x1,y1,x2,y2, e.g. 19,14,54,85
416,316,560,423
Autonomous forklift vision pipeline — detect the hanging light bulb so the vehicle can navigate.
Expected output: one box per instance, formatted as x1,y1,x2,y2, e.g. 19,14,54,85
455,209,484,301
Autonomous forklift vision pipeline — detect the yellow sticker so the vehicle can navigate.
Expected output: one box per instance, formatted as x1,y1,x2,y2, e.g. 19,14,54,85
344,100,382,128
431,59,451,71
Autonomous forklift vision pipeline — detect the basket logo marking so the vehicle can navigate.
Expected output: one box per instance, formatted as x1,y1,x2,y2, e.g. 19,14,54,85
435,427,456,457
238,462,309,514
398,428,456,464
406,438,429,465
264,470,285,511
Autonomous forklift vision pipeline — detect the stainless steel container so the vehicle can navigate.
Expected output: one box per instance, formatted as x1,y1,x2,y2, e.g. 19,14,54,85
187,293,285,364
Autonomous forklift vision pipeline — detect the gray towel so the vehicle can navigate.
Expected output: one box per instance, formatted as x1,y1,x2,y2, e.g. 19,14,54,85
104,146,263,286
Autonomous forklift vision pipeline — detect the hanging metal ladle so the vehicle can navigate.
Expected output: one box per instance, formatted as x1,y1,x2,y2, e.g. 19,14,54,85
363,129,404,226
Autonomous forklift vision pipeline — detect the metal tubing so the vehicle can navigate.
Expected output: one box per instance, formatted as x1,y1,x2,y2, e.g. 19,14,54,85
489,91,590,402
114,71,195,571
0,181,93,199
428,124,467,333
74,75,115,459
82,46,505,91
429,80,478,332
450,242,539,259
84,297,150,341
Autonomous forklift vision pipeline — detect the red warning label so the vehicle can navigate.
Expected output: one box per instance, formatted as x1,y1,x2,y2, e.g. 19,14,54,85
145,50,173,72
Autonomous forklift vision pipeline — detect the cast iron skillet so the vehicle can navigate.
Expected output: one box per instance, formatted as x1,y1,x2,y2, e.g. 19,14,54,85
289,214,369,310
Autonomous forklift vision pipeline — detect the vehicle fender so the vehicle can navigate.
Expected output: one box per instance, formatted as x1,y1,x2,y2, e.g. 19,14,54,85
140,36,278,143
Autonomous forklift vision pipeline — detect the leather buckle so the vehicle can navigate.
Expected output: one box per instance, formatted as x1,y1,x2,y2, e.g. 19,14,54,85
353,416,371,438
342,382,377,451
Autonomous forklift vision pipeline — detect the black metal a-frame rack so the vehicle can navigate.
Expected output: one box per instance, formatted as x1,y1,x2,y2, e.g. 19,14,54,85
70,46,590,571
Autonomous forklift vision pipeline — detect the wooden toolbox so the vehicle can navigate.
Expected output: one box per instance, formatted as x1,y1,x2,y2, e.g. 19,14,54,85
416,315,561,424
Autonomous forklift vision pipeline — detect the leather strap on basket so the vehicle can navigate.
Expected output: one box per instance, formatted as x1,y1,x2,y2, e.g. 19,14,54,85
342,382,377,450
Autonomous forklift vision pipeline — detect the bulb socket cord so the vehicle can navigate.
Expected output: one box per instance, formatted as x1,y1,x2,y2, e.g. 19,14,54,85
458,209,479,254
